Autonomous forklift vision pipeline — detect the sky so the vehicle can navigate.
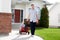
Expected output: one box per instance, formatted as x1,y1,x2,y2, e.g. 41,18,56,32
46,0,60,3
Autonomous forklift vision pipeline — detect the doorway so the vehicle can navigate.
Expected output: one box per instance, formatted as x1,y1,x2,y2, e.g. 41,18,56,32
12,9,23,23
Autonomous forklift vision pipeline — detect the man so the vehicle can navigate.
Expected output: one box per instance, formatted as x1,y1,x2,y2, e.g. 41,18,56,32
27,4,39,36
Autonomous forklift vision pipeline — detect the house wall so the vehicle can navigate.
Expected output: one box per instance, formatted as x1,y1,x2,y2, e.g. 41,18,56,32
14,3,26,20
13,0,43,19
0,0,12,33
0,0,11,13
49,3,60,27
0,0,2,11
26,1,43,18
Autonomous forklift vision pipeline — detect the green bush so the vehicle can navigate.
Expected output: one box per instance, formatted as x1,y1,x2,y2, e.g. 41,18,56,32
40,6,49,28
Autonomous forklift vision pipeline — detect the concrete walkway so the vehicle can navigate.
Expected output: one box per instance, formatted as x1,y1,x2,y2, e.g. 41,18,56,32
0,30,43,40
12,35,43,40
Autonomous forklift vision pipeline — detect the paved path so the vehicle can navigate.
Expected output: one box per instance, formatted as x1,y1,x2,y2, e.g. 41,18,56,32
0,30,43,40
12,34,43,40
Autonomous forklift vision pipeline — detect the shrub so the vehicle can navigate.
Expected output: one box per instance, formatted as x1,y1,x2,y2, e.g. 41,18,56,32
40,6,49,28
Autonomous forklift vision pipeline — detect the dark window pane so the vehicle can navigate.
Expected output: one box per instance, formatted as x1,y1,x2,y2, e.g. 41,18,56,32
21,10,23,22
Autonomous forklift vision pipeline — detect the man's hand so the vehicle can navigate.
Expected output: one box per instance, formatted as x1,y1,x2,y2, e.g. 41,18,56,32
26,19,29,22
26,19,30,24
36,20,39,24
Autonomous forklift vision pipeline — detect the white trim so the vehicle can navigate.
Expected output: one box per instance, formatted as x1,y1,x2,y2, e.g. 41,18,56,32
0,12,12,13
12,9,24,23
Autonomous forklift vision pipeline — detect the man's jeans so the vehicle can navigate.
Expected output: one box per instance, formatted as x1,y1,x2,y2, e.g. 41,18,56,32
30,22,36,35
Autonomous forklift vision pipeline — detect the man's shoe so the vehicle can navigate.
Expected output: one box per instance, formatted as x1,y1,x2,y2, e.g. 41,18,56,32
31,35,34,37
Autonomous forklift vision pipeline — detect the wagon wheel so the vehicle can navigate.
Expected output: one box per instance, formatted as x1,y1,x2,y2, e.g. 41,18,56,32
28,32,30,35
19,31,22,34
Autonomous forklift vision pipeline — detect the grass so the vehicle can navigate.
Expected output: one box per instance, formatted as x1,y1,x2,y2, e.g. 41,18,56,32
35,28,60,40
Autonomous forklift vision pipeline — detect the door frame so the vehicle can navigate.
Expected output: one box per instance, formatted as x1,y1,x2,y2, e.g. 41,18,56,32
12,9,24,23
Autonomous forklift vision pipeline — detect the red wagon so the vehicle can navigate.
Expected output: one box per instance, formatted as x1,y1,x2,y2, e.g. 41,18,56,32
19,23,30,35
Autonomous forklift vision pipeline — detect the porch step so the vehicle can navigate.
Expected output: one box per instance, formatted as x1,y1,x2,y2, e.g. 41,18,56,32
12,23,21,30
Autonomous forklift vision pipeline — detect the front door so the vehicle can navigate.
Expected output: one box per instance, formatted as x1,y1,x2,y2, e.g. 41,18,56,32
15,9,20,23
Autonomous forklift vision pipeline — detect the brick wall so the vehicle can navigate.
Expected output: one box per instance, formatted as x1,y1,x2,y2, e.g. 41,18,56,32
0,13,12,33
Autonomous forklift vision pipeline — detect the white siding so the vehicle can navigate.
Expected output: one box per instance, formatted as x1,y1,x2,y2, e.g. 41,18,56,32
0,0,2,11
25,1,43,19
14,4,26,19
0,0,11,13
49,3,60,27
13,0,43,19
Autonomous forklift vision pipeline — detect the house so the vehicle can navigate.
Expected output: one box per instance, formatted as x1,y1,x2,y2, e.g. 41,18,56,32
49,3,60,28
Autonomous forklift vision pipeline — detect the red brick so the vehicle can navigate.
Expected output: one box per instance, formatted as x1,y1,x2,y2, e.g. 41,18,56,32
0,13,12,33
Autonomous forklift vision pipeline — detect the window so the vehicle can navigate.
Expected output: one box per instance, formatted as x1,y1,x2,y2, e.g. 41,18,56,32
58,14,60,23
12,9,23,23
12,9,15,23
18,0,32,1
18,0,22,1
29,0,32,1
20,10,23,22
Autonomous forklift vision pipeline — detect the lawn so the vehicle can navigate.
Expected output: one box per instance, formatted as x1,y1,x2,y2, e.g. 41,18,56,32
35,28,60,40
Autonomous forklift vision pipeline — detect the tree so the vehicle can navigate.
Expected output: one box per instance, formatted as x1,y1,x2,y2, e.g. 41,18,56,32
40,5,49,28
